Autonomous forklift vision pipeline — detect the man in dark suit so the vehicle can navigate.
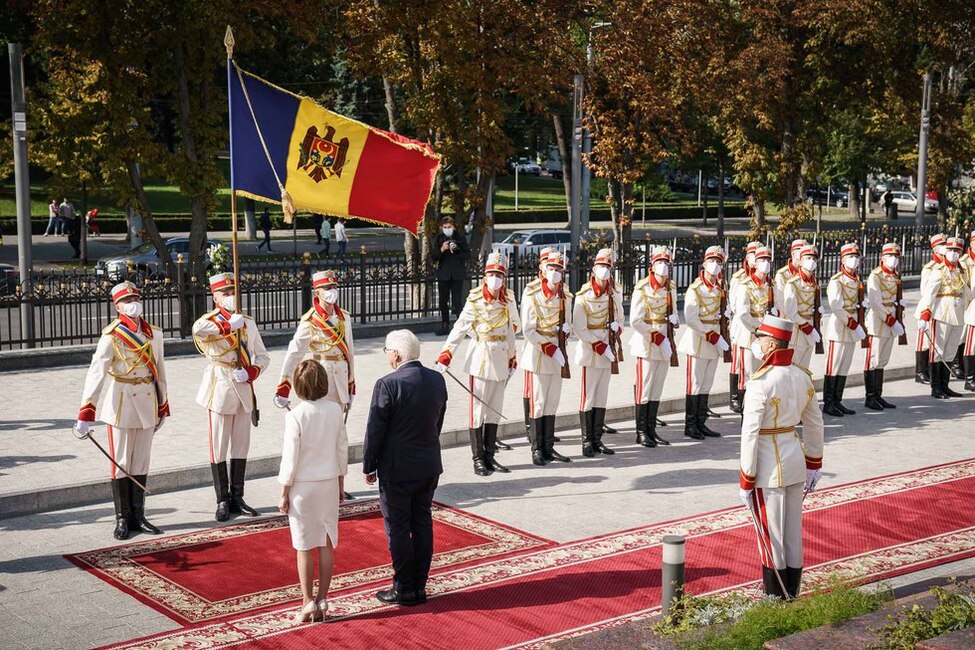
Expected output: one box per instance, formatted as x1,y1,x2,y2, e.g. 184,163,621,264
432,216,471,335
363,329,448,606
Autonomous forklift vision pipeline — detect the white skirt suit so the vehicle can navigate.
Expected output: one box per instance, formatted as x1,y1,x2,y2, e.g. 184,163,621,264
277,398,349,551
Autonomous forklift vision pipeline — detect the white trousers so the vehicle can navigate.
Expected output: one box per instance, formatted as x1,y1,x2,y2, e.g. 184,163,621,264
468,376,506,427
864,335,894,371
929,320,963,363
915,327,929,352
525,371,561,417
735,346,761,389
635,357,668,404
685,356,718,396
207,405,251,463
790,336,814,369
825,340,856,377
965,325,975,356
750,484,804,570
107,426,154,477
579,366,611,411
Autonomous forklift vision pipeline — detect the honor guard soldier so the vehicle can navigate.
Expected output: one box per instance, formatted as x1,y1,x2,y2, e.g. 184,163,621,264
728,241,762,413
962,232,975,391
773,239,808,305
916,236,971,399
520,250,572,465
437,252,521,475
781,244,822,369
731,245,774,408
679,246,730,440
915,234,946,384
738,314,825,599
863,243,907,410
193,273,270,521
630,246,679,447
75,282,170,539
521,247,555,445
573,248,624,456
822,243,867,416
275,270,356,411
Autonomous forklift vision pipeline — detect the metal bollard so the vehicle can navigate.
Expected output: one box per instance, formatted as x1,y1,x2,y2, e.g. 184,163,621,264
661,534,686,619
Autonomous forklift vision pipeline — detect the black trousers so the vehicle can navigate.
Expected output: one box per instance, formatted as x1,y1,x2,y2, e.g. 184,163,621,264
378,476,439,592
438,279,463,323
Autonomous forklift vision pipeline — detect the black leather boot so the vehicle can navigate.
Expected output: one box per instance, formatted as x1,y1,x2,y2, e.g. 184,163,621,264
683,395,705,440
470,427,491,476
951,345,966,379
112,478,131,540
580,411,595,457
229,459,260,517
835,376,855,414
543,415,571,462
864,370,884,411
483,424,509,473
648,401,669,445
212,462,231,522
592,408,615,455
931,362,949,399
129,475,161,534
785,566,803,599
943,361,963,397
916,350,931,384
601,415,618,435
965,356,975,392
876,368,896,408
635,403,651,447
697,394,721,437
523,397,532,439
822,376,843,416
729,374,743,413
530,417,546,466
495,438,513,451
762,566,788,599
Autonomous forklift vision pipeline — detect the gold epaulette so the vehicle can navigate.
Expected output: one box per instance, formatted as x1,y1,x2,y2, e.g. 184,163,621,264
776,265,791,276
102,319,120,335
923,260,936,270
731,269,746,279
635,277,650,290
578,281,592,294
830,271,844,282
792,362,813,378
786,274,802,287
871,267,882,277
505,288,517,303
467,287,483,302
688,277,703,291
669,280,676,290
204,308,221,318
299,307,315,322
751,364,773,380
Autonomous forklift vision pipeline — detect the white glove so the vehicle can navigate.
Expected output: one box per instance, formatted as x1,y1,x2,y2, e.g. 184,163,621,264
552,348,566,367
668,313,680,326
724,308,732,319
561,322,572,336
853,325,867,341
805,469,822,492
610,321,621,333
347,393,355,407
601,346,616,362
228,313,245,331
273,395,290,409
739,488,753,508
918,319,929,333
659,338,672,359
435,362,448,374
74,420,92,440
508,366,516,379
768,307,780,317
862,300,871,309
715,336,730,352
232,368,250,383
818,305,826,314
811,329,822,343
891,321,905,337
155,416,166,433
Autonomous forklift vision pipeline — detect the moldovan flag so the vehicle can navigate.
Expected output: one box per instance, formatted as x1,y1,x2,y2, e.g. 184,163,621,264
229,65,440,234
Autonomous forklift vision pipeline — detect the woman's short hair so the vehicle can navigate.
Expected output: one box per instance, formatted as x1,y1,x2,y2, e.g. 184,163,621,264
385,329,420,361
293,360,329,401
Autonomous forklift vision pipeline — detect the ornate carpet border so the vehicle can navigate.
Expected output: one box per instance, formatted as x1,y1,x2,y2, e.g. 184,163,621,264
69,500,553,625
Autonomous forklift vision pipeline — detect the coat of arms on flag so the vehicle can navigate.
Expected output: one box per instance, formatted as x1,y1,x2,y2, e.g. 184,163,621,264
298,125,349,182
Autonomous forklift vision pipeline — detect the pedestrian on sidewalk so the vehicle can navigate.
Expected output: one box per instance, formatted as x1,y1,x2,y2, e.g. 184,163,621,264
277,360,348,623
320,218,332,256
257,207,273,252
335,218,348,255
61,198,81,258
313,213,324,245
364,330,447,607
74,281,171,540
44,198,61,236
86,208,101,236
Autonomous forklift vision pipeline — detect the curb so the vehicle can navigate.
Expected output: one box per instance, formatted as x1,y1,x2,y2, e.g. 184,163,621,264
0,364,918,519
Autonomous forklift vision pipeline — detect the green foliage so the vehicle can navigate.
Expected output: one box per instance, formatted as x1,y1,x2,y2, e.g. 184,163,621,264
879,579,975,650
207,243,229,275
946,186,975,235
653,577,891,650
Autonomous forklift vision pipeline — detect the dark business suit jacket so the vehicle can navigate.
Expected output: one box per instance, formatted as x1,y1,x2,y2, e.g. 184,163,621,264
363,360,447,482
431,232,471,281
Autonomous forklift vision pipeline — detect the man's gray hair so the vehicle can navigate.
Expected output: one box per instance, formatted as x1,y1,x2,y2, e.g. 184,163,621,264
385,329,420,361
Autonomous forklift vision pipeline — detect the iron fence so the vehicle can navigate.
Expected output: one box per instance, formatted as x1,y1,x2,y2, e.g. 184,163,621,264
0,222,942,351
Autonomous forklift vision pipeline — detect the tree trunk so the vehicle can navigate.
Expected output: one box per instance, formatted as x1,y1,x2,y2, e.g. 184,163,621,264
848,181,860,221
174,41,209,280
752,195,767,229
126,160,174,276
552,113,572,223
717,162,725,239
620,181,633,250
454,162,467,222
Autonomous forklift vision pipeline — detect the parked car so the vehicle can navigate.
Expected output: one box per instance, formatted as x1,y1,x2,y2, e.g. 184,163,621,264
507,158,542,176
0,263,18,295
95,237,220,282
889,191,938,214
492,229,571,258
806,187,849,208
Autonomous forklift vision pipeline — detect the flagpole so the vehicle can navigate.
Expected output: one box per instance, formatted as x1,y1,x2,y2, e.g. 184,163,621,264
224,26,240,312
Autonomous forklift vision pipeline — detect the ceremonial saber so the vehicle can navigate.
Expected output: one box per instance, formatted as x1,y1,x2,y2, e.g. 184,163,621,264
744,498,790,598
444,368,507,421
77,428,150,493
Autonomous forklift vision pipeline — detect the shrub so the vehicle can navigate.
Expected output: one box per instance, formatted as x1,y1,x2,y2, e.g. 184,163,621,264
879,579,975,650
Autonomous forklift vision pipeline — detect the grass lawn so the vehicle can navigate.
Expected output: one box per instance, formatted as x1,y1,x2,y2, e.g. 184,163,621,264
493,173,718,211
0,183,235,217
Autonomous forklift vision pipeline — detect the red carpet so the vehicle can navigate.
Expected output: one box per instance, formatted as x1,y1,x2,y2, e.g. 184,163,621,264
67,500,553,625
101,459,975,650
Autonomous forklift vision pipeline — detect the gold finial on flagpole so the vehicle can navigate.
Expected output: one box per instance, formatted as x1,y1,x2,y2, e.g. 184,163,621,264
224,26,235,60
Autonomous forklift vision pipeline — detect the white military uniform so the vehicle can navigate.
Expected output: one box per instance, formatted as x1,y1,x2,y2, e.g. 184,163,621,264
629,274,677,403
781,272,820,369
773,262,799,308
679,272,724,396
823,269,863,378
79,317,169,477
573,279,624,410
731,272,773,387
915,248,943,356
740,344,824,596
193,309,270,463
864,263,902,371
520,279,572,418
916,258,970,364
728,266,748,380
963,246,975,359
278,302,356,406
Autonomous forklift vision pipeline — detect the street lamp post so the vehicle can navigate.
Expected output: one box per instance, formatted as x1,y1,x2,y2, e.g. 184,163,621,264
570,74,584,287
915,71,934,226
8,42,34,348
580,22,611,238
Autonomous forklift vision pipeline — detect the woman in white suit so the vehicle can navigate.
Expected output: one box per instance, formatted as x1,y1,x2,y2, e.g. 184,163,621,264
278,360,348,623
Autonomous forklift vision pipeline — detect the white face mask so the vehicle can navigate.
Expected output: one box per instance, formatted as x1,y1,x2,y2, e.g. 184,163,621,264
545,269,562,285
843,256,860,270
751,340,767,360
745,253,756,267
593,266,611,281
119,301,143,319
755,260,770,275
703,261,721,277
801,258,817,272
653,262,669,277
220,295,236,312
945,251,960,263
442,227,454,237
321,289,339,304
484,275,504,292
883,255,900,269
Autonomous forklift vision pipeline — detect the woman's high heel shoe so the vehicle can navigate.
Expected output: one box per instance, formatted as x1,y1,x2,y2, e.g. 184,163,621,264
295,600,318,623
316,599,328,620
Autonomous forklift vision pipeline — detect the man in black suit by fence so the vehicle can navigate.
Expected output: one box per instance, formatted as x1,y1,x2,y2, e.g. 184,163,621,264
432,216,471,335
363,329,448,606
